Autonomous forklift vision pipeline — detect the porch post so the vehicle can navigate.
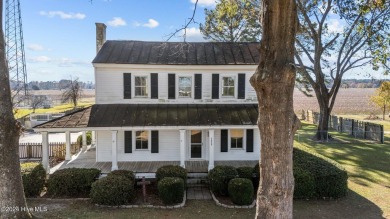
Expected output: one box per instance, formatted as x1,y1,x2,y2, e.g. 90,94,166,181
82,131,87,150
179,130,186,168
41,132,50,172
208,130,215,171
111,130,118,171
91,131,96,146
65,131,71,160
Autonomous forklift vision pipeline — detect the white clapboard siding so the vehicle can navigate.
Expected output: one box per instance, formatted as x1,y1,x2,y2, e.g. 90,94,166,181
95,65,258,104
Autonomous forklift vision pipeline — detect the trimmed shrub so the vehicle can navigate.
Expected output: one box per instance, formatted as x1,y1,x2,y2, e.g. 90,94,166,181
252,163,260,191
293,147,348,199
293,166,315,199
156,165,187,182
228,178,254,205
208,166,238,196
236,166,254,180
158,177,184,205
90,176,135,205
77,131,92,146
47,168,101,197
21,163,46,197
107,170,135,183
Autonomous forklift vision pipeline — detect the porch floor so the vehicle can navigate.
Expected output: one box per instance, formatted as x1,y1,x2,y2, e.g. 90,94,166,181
52,146,258,174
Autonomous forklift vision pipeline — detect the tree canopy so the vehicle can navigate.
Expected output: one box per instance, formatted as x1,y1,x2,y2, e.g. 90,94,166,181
61,78,82,108
200,0,260,42
370,81,390,120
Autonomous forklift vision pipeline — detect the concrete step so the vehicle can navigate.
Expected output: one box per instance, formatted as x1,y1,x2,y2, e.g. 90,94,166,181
187,178,209,185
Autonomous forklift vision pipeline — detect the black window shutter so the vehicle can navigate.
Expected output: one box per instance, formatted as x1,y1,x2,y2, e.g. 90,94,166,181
151,131,159,153
151,73,158,99
123,73,132,99
194,74,202,99
238,73,246,99
221,129,228,152
168,74,175,99
212,74,219,99
246,129,254,152
124,131,132,153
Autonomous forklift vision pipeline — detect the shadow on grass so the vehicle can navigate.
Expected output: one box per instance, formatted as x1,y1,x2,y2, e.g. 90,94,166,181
294,188,385,219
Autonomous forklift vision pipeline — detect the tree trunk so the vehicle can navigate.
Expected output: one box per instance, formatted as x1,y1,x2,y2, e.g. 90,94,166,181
250,0,299,218
0,0,32,218
383,104,386,120
316,105,330,141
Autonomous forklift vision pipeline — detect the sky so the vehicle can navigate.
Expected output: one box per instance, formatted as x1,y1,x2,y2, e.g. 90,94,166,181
15,0,390,83
19,0,214,83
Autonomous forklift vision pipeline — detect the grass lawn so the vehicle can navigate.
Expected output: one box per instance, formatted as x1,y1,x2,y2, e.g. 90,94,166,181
26,122,389,219
14,102,94,119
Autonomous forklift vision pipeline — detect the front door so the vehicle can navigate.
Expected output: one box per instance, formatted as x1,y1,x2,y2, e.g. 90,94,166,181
190,130,202,158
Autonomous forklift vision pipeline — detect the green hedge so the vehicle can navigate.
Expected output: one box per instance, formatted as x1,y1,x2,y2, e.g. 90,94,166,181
158,177,184,205
236,166,253,180
77,131,92,146
228,178,254,205
21,163,46,197
208,166,238,196
107,170,135,183
90,176,135,205
252,163,260,192
293,147,348,199
293,166,315,199
47,168,101,197
156,165,187,182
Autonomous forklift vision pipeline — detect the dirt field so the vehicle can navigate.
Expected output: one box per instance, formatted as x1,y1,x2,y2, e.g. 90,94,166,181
29,89,95,105
293,88,378,115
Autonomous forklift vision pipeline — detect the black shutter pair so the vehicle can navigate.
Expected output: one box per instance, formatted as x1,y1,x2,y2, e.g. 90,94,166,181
220,129,254,152
124,131,159,153
168,74,202,99
212,73,246,99
123,73,158,99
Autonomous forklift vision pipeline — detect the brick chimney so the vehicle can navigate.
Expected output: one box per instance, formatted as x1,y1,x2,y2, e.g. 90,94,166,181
95,23,106,54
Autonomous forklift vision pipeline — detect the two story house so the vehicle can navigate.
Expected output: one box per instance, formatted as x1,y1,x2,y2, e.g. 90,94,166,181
34,23,261,175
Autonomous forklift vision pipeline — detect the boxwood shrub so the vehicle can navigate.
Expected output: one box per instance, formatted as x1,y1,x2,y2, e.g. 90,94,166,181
293,166,315,199
236,166,253,180
228,178,254,205
90,175,135,205
156,165,187,182
293,147,348,199
158,177,184,205
208,166,238,196
21,163,46,197
252,163,260,192
107,170,135,183
77,131,92,146
47,168,101,197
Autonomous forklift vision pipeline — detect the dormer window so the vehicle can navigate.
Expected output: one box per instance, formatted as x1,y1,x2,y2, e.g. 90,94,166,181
135,76,148,97
222,76,235,97
178,76,192,98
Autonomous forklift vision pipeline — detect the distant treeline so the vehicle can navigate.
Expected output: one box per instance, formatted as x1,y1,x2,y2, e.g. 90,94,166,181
341,79,389,88
10,80,95,90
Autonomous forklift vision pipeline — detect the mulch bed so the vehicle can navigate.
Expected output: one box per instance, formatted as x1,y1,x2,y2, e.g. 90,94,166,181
132,181,165,206
213,192,256,206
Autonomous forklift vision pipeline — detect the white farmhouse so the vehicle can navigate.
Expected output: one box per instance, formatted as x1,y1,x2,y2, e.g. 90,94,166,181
34,23,261,175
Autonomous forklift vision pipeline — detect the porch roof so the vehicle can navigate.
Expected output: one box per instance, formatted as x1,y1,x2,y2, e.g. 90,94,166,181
34,104,259,129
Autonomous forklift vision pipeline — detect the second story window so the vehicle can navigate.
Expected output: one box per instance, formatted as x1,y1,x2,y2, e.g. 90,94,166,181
178,76,192,98
135,76,148,97
222,76,235,97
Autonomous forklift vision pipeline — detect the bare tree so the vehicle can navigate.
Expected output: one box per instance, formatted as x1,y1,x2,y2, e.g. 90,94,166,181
250,0,299,218
62,78,82,109
0,0,33,217
30,95,47,113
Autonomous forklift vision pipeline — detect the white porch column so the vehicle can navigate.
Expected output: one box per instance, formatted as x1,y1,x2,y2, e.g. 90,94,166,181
82,131,87,150
179,130,186,168
91,131,96,146
41,132,50,172
111,130,118,171
65,131,71,160
208,130,215,171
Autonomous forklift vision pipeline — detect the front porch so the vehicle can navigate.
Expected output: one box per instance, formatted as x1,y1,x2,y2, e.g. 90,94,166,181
52,147,258,174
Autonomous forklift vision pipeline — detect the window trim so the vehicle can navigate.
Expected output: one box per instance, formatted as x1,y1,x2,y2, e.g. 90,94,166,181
132,74,150,98
134,130,151,151
176,74,194,99
228,129,246,150
220,74,237,98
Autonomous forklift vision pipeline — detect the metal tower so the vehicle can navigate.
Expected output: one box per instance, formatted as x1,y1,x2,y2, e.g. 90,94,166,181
5,0,28,100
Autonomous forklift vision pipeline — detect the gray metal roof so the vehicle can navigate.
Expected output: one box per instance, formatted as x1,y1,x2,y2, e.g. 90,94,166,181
34,104,259,129
92,41,260,65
